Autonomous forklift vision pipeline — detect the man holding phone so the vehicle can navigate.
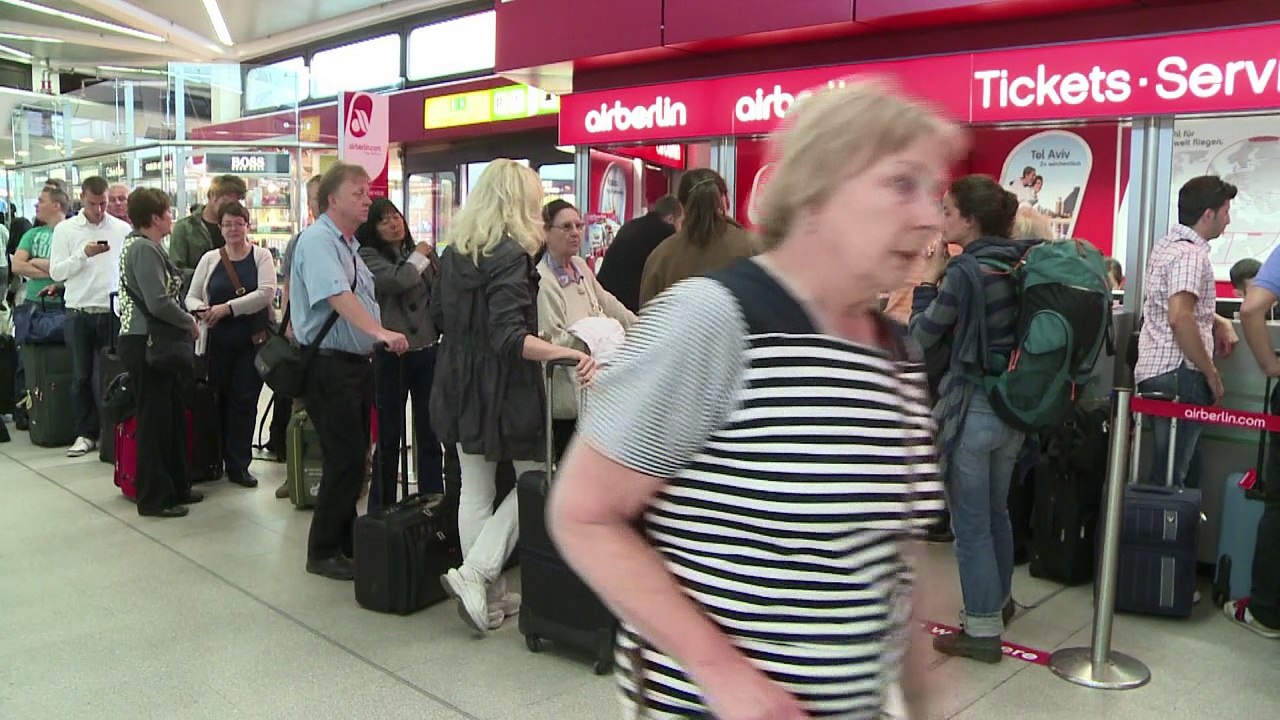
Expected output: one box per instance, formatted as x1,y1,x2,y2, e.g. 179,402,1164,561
49,176,130,457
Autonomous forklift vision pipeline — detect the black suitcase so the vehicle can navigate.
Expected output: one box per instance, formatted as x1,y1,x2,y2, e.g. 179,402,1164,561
97,297,125,464
186,379,223,483
1029,403,1109,585
0,332,16,415
518,360,616,675
23,343,75,447
354,402,462,614
1115,392,1201,617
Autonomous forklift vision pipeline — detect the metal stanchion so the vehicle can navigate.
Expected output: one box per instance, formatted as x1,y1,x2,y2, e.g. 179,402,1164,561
1049,388,1152,690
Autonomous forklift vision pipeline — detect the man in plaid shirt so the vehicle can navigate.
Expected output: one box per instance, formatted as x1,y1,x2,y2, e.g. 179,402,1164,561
1135,176,1239,488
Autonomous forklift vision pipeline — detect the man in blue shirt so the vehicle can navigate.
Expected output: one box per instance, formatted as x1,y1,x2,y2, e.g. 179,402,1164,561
1234,249,1280,638
291,162,408,580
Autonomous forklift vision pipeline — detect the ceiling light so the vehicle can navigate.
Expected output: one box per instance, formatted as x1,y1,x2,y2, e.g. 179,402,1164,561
97,65,168,77
0,32,62,43
78,137,95,143
42,144,59,150
201,0,234,46
16,150,29,156
2,159,15,165
0,0,163,42
0,43,33,61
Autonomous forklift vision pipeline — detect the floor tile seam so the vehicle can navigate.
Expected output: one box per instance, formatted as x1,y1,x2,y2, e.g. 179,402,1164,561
9,451,484,720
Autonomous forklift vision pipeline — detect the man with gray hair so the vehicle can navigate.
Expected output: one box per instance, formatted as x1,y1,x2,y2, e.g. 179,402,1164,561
106,183,130,223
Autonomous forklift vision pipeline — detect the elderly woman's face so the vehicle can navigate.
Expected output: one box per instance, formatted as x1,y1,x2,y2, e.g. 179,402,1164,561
814,133,950,293
545,207,584,259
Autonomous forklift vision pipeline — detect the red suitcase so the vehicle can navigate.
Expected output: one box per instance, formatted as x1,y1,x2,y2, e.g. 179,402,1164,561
113,417,138,500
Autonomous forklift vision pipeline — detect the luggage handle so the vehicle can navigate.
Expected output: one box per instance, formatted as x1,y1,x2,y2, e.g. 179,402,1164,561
543,358,580,490
1129,391,1179,487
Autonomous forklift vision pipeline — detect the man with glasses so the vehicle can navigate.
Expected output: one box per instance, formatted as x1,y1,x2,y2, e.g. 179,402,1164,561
49,176,130,457
1135,175,1240,488
169,174,247,291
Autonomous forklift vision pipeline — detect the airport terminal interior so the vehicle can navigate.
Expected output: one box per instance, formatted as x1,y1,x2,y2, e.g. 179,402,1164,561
3,1,1280,718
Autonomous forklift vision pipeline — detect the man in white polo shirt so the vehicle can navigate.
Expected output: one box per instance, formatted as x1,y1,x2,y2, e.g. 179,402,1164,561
49,176,129,457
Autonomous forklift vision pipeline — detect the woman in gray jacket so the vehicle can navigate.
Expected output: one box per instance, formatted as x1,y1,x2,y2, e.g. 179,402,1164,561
358,198,443,510
119,188,200,518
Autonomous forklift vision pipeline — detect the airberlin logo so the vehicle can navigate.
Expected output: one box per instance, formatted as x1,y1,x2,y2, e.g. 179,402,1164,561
584,97,687,133
346,93,375,138
735,80,850,123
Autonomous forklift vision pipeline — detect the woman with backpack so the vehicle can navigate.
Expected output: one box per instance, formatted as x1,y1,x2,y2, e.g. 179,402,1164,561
909,174,1026,664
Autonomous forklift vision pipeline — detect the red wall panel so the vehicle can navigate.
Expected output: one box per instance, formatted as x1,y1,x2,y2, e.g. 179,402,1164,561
664,0,855,44
496,0,663,73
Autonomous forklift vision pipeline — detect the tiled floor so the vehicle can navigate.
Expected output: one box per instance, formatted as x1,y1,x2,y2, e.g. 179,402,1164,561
3,422,1277,719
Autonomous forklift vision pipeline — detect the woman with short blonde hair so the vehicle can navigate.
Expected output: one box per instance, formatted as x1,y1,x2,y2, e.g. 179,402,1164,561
431,159,597,634
549,80,957,720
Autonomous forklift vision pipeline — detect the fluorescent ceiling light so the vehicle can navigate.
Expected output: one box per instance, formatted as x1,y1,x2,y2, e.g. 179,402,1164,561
201,0,233,46
0,0,164,42
97,65,168,76
0,43,33,61
0,32,62,43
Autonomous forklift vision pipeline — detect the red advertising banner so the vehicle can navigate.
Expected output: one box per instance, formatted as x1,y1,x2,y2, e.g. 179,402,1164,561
339,91,390,199
1130,397,1280,433
560,22,1280,144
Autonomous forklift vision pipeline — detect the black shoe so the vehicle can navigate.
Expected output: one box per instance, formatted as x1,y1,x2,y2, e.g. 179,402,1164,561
306,555,355,581
924,526,955,543
0,423,9,443
177,490,205,504
1003,599,1017,627
227,471,259,488
14,415,29,431
139,505,190,518
933,630,1002,664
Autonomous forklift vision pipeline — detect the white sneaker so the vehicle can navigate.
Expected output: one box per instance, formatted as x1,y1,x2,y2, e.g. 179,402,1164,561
1224,598,1280,639
67,436,97,458
441,566,490,636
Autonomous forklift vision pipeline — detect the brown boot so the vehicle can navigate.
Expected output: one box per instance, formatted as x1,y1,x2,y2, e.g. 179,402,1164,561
933,630,1002,664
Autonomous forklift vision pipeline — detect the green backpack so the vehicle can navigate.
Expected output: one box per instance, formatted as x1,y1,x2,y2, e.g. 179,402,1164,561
977,240,1112,433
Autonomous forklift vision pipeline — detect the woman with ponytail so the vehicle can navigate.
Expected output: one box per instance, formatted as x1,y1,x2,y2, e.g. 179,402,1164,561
637,168,755,306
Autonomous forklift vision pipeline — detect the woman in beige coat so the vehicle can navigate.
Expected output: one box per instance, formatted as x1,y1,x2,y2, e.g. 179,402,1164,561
537,199,636,459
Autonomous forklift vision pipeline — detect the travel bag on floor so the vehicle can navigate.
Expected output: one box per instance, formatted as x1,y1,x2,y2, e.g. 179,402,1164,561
518,359,616,675
22,343,75,447
1029,402,1110,585
1115,392,1201,618
287,410,323,509
0,333,16,416
185,379,223,483
98,293,124,463
1212,378,1275,606
113,416,138,500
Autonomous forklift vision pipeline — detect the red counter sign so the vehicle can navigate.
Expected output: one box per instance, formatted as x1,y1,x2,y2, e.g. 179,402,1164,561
560,22,1280,144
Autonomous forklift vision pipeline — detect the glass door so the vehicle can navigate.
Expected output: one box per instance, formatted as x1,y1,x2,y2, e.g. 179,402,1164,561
406,171,458,249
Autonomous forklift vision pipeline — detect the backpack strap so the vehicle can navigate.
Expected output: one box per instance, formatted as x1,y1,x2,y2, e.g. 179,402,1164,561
708,258,816,336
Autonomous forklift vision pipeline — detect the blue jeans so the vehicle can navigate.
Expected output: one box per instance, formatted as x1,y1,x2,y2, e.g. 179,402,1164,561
948,392,1025,638
1136,366,1212,488
369,346,443,511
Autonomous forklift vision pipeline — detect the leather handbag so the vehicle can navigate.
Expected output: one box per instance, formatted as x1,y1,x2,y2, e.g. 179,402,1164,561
122,282,195,376
102,371,137,423
255,259,353,398
218,248,271,346
26,297,67,345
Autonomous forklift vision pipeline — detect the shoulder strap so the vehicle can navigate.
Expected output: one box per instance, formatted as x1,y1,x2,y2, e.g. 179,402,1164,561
708,258,816,335
292,250,358,352
218,249,247,297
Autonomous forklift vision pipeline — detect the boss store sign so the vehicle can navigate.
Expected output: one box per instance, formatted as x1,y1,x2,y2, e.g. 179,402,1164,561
205,152,291,175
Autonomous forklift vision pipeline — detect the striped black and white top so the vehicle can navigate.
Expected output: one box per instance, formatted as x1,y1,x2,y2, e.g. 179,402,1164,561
578,259,945,720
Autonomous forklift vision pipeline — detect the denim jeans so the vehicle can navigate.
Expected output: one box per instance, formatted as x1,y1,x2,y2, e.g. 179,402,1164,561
1136,366,1212,488
65,310,118,440
947,391,1025,638
369,346,444,511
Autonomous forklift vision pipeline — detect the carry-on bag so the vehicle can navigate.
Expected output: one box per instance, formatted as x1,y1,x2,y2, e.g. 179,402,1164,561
113,416,138,500
353,407,461,614
517,359,616,675
98,293,125,464
0,333,16,415
1212,376,1275,606
22,343,75,447
1115,391,1201,618
1028,402,1110,585
287,409,323,509
185,379,223,483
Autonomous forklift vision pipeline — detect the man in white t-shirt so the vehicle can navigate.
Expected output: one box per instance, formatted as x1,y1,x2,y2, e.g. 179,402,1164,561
48,176,130,457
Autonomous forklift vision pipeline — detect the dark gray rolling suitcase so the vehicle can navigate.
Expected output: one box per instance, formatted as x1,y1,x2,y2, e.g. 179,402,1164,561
517,359,616,674
23,343,75,447
1115,392,1201,617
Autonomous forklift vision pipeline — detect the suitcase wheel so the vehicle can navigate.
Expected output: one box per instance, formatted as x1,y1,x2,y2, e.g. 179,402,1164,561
1212,555,1232,609
525,634,546,653
592,658,612,676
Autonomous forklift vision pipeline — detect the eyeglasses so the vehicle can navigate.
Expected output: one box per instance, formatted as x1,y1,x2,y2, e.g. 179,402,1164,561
552,222,586,232
220,221,248,230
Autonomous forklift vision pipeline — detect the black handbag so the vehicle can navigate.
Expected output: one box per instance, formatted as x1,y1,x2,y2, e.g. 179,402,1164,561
102,371,137,423
255,266,351,397
122,282,195,376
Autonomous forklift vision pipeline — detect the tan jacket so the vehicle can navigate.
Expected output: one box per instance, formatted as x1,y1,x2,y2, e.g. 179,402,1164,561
537,255,636,419
638,224,756,307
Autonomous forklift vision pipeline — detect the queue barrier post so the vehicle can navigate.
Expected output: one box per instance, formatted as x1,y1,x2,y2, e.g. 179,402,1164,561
1048,388,1152,690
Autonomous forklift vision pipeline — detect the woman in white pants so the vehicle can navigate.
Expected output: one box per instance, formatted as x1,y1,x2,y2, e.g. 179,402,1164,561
429,159,595,634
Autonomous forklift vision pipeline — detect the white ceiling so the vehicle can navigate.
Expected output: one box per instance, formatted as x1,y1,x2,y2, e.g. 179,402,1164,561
0,0,470,75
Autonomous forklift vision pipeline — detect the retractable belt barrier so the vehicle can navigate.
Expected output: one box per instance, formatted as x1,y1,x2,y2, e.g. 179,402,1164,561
1129,396,1280,433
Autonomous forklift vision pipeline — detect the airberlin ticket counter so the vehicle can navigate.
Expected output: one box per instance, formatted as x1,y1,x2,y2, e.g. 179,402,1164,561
555,20,1280,563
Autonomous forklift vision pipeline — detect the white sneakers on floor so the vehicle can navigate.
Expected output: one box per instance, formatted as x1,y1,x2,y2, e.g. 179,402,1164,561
441,565,522,635
67,437,97,458
1224,598,1280,640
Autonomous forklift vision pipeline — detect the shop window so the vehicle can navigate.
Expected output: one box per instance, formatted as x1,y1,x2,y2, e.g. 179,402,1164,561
310,34,401,99
245,57,309,111
407,11,496,82
407,171,457,249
